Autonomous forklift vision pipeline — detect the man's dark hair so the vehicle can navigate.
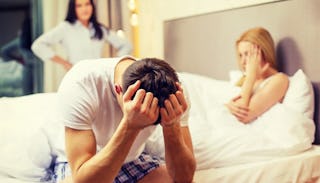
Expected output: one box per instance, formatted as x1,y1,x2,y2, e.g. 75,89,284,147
122,58,179,124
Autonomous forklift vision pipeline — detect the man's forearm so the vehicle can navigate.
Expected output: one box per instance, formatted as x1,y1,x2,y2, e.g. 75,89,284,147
162,123,196,183
73,121,140,183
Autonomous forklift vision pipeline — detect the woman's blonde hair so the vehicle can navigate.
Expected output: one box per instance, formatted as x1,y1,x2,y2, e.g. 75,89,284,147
235,27,277,86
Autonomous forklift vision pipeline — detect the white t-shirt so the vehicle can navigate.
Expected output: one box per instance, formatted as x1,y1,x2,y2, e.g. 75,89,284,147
58,56,189,162
31,21,132,64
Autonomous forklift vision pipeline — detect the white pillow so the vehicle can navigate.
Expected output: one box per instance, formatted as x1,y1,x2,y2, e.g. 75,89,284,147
0,93,56,182
229,70,243,86
282,69,314,119
229,69,315,119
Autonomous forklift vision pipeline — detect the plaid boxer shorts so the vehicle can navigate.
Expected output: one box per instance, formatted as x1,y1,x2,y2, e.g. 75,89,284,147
52,152,163,183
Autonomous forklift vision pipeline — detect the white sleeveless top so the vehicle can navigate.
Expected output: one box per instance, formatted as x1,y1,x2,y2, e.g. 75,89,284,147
252,74,276,94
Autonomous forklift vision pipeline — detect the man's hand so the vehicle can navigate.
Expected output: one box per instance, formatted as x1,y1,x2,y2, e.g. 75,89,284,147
122,80,160,129
160,82,188,127
159,82,196,182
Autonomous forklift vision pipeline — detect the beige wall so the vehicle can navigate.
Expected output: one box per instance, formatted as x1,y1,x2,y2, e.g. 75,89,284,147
137,0,280,58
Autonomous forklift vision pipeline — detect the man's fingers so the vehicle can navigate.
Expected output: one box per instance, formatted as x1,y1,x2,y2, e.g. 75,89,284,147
169,94,185,116
164,100,175,117
176,91,187,107
123,80,141,102
132,89,146,106
150,97,159,115
140,92,154,111
160,107,169,121
175,82,183,92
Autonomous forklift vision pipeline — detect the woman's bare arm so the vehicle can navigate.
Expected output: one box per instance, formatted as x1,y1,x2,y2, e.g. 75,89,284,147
51,55,72,71
226,45,289,123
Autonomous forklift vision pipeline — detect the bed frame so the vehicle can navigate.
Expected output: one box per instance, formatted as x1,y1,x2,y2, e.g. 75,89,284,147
164,0,320,144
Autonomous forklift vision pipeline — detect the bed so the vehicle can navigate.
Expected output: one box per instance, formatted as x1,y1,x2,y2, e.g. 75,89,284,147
162,0,320,182
0,71,319,183
1,0,320,183
179,72,320,183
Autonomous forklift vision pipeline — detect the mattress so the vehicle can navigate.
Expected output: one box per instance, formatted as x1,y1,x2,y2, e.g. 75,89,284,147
0,177,43,183
193,145,320,183
2,146,319,183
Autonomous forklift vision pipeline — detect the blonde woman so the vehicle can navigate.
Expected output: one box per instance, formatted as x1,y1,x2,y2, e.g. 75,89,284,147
225,27,289,124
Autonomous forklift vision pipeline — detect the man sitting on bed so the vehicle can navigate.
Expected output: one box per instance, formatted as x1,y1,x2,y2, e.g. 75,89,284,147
56,56,196,183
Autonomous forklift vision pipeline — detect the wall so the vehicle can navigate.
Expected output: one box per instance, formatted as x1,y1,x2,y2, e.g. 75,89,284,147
137,0,280,58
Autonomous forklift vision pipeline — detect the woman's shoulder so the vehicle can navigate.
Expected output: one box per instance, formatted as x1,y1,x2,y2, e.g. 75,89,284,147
272,72,289,82
265,72,289,89
259,72,288,88
53,21,73,30
57,20,70,26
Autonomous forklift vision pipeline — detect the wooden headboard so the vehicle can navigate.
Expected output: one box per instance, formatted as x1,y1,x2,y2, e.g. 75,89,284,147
164,0,320,144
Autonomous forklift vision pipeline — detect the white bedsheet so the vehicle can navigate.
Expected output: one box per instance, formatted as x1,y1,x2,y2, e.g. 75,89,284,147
193,145,320,183
0,176,45,183
0,72,317,182
0,93,56,182
190,102,315,169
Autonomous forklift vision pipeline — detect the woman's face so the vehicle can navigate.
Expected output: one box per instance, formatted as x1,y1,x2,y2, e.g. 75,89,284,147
237,41,269,76
237,41,253,72
75,0,93,24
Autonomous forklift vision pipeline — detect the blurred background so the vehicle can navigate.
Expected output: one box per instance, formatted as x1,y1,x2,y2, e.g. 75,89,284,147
0,0,278,96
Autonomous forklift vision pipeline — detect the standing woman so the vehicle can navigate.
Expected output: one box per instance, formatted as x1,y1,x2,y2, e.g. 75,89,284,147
32,0,132,71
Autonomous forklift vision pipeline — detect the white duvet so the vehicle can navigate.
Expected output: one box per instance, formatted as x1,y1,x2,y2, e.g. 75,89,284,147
146,72,315,170
0,71,315,182
0,93,56,183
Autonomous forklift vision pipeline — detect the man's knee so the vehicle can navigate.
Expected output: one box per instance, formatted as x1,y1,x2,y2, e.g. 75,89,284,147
139,165,173,183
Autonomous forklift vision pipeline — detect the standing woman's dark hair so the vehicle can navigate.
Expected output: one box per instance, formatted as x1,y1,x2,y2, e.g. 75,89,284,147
65,0,103,40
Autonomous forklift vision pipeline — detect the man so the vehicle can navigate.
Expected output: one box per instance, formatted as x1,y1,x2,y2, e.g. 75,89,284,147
57,56,196,183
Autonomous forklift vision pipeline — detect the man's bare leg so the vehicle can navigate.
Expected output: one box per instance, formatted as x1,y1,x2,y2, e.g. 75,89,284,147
138,165,173,183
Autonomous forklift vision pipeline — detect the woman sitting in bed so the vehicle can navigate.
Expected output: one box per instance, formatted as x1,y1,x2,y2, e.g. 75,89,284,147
152,27,315,169
190,27,314,168
225,27,289,124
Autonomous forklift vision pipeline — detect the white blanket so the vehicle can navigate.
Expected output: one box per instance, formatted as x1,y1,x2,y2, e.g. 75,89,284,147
0,72,315,181
146,72,315,170
0,93,56,182
182,72,315,169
